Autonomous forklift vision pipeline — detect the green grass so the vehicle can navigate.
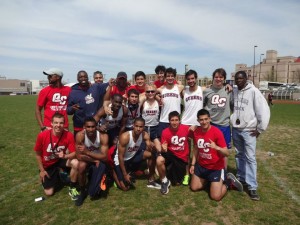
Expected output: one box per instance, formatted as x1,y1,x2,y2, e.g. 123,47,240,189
0,96,299,225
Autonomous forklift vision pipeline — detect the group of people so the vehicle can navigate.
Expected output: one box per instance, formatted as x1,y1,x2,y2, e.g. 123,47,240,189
34,65,270,207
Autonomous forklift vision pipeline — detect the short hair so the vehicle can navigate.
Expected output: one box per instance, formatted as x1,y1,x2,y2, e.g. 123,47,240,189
52,112,65,122
235,71,247,79
168,111,180,121
212,68,227,80
134,117,145,125
128,88,139,97
134,71,146,80
155,65,166,74
84,117,97,125
77,70,88,77
112,93,123,101
93,71,103,78
185,69,198,79
197,109,210,118
165,67,177,77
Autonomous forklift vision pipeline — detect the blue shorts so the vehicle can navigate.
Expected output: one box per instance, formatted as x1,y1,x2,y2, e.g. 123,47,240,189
211,123,231,149
144,125,159,141
194,164,225,182
114,149,145,182
158,122,169,138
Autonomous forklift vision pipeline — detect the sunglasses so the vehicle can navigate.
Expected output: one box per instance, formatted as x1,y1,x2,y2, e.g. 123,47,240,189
146,90,155,93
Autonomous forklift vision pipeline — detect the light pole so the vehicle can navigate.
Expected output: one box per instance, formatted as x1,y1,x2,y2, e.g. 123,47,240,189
253,45,257,85
259,53,264,83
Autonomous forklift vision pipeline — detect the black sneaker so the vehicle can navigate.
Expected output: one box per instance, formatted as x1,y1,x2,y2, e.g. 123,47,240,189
147,180,161,189
75,190,88,206
248,190,260,201
160,179,170,195
227,172,243,192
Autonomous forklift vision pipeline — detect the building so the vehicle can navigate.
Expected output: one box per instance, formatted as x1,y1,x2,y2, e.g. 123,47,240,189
0,76,30,95
234,50,300,87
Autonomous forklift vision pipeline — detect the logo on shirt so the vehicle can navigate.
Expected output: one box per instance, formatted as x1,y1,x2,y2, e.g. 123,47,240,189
211,95,226,107
52,93,67,105
162,93,179,98
85,94,95,104
185,95,202,102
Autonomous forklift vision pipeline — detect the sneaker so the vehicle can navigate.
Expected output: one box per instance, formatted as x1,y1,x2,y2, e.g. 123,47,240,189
75,190,88,206
248,190,260,201
160,179,170,195
147,180,161,189
227,172,243,192
100,174,107,191
182,175,190,186
69,187,80,201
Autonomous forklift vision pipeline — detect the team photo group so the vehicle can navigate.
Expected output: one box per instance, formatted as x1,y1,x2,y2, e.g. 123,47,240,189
34,65,270,206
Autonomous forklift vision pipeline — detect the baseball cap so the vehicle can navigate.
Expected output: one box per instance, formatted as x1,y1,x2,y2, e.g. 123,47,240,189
43,68,64,77
117,71,127,79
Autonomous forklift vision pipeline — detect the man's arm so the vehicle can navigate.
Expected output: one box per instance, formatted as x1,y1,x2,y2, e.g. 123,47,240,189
143,131,152,152
103,87,113,115
35,105,45,130
93,107,106,124
209,139,230,157
118,132,131,183
80,133,109,161
119,106,128,136
189,142,199,175
35,151,49,182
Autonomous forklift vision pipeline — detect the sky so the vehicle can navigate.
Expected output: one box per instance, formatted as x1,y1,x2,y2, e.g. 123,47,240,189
0,0,299,83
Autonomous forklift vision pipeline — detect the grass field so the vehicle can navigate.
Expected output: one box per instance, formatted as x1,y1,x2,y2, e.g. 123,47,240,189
0,96,299,225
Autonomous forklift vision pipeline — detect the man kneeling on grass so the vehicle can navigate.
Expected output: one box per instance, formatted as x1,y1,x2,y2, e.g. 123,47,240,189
111,117,160,191
75,117,109,206
190,109,243,201
34,112,79,199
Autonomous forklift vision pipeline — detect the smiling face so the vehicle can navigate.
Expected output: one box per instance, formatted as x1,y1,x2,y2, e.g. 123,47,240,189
235,73,247,90
198,114,211,131
51,117,65,135
213,72,225,88
135,76,145,87
169,116,180,130
186,74,197,87
111,95,123,112
157,71,165,82
77,71,89,87
94,73,103,84
133,120,145,136
165,72,175,85
145,86,156,100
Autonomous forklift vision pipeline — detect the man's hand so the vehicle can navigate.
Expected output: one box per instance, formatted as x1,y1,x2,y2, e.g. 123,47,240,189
161,142,168,152
209,139,218,151
72,103,81,111
108,78,115,87
104,106,113,115
124,173,132,184
39,170,50,182
225,84,233,93
77,143,88,155
189,165,195,175
250,130,260,138
56,151,65,158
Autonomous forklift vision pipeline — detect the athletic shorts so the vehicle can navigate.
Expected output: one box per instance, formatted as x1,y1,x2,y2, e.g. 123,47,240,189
194,163,225,183
107,127,120,147
211,123,231,149
144,125,159,141
114,149,145,182
162,151,187,185
158,122,169,138
41,159,68,189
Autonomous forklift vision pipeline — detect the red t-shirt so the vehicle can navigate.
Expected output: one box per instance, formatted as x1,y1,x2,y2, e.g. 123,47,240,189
154,80,177,88
192,125,226,170
37,85,71,128
128,85,145,94
34,129,75,168
161,124,190,162
110,86,131,99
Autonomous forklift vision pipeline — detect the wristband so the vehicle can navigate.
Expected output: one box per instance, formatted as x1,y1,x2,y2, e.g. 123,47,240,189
41,126,47,131
190,164,195,166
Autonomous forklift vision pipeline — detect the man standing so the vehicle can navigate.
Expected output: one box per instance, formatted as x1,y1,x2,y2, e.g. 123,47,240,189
203,68,233,169
35,68,71,131
157,67,184,137
93,71,104,84
34,113,79,199
157,111,190,195
190,109,242,201
67,70,109,137
75,117,109,206
231,71,270,201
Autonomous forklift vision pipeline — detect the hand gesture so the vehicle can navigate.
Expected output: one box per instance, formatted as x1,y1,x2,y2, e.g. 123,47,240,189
189,165,195,175
56,151,65,158
39,170,50,182
162,142,168,152
72,103,81,111
250,130,260,138
209,139,218,150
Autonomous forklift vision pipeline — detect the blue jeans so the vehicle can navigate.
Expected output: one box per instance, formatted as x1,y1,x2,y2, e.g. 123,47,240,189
232,128,258,190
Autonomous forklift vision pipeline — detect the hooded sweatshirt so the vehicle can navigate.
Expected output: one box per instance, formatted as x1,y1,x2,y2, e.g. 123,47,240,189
67,82,109,129
230,81,270,133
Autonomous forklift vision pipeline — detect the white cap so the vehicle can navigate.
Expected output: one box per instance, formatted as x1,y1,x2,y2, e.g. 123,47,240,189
43,68,63,77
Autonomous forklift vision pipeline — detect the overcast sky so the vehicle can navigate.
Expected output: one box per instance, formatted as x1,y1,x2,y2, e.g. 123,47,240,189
0,0,299,83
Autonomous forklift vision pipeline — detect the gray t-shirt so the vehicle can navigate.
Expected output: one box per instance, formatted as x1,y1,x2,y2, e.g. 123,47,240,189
203,86,233,126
